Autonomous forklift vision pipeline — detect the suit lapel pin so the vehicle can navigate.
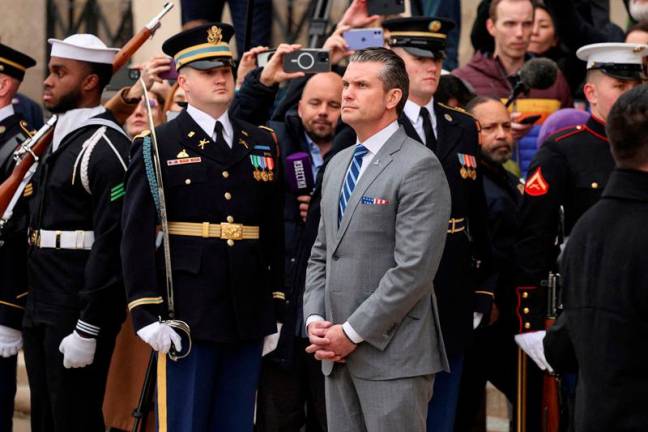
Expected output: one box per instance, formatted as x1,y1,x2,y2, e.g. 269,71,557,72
241,130,249,137
0,126,5,134
188,131,196,138
199,138,209,150
444,113,453,122
239,138,249,149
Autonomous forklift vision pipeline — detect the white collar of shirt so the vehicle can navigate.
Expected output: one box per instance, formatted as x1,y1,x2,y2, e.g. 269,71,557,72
403,98,437,144
186,104,233,148
0,104,15,123
356,121,400,156
53,105,106,152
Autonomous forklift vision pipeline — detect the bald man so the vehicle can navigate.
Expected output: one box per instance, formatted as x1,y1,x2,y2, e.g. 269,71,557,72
231,46,344,431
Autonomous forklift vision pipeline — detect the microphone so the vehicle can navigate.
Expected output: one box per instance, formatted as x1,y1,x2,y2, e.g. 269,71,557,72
505,58,559,108
285,152,315,195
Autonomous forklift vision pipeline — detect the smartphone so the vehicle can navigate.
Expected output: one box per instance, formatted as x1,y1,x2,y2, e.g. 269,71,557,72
283,49,330,74
518,114,541,125
343,28,384,50
257,50,276,67
159,60,178,81
366,0,405,16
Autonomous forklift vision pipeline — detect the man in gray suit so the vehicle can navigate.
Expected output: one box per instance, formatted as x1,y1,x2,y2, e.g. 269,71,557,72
303,48,452,432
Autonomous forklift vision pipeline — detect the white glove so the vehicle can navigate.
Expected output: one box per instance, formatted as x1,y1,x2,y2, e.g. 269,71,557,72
58,331,96,369
137,322,182,354
514,330,554,373
473,312,484,329
0,325,22,358
262,323,283,357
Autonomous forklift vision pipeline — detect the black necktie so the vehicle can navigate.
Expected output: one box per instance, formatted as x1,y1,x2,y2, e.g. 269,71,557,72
214,121,230,152
420,107,437,152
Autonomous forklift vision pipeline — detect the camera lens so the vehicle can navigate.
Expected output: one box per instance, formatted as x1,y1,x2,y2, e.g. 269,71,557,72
297,52,315,70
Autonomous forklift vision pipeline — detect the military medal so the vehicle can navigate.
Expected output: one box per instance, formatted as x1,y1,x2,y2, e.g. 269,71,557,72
250,154,261,180
265,156,275,181
258,155,269,181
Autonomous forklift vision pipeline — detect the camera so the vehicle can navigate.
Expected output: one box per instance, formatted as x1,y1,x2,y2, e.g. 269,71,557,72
283,49,330,74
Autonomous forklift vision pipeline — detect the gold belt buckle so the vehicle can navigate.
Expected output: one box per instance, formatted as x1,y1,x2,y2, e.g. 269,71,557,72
29,229,40,247
220,222,243,240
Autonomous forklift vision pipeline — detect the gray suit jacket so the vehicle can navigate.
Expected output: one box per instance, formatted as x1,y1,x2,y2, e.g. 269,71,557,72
303,126,451,380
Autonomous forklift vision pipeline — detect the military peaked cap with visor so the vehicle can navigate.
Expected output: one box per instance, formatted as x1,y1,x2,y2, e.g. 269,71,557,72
383,17,455,60
162,23,235,71
577,42,648,81
0,42,36,81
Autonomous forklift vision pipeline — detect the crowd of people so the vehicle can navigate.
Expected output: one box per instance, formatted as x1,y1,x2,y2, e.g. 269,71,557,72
0,0,647,431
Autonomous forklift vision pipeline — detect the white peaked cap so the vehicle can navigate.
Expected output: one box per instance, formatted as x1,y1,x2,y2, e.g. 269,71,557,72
48,34,119,64
576,42,648,69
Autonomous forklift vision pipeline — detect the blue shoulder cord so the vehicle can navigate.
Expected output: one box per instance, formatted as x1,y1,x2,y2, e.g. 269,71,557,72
142,135,161,222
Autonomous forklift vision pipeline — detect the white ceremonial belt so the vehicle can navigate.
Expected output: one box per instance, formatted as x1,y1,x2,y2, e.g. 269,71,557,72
32,229,95,250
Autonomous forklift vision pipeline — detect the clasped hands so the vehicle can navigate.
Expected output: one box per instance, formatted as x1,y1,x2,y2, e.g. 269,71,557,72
306,321,357,362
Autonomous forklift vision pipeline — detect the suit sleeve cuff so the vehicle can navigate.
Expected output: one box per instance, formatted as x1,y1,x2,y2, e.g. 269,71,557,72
305,314,325,331
342,321,364,344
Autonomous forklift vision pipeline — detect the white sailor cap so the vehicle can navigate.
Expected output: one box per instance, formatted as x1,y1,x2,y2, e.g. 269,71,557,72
577,42,648,80
48,34,119,65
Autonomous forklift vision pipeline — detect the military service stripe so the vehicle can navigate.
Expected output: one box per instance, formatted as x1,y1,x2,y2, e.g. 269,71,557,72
272,291,286,300
110,183,126,202
128,297,164,311
475,290,495,298
157,353,169,432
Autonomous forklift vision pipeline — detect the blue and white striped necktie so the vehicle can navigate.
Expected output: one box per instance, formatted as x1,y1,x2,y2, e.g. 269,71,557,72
338,144,369,224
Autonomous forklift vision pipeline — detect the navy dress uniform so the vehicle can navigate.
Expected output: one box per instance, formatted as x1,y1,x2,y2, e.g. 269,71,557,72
121,23,285,432
0,42,36,432
22,35,129,432
382,17,495,432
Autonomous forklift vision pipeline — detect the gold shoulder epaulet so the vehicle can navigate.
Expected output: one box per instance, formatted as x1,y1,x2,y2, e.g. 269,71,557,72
134,130,151,140
438,102,474,118
19,120,36,138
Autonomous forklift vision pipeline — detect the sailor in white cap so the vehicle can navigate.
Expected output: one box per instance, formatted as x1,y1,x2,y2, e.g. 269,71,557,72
22,33,130,431
514,42,646,431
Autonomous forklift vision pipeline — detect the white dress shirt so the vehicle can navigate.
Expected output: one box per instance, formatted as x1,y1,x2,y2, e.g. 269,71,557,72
0,104,15,123
403,99,438,146
187,104,234,148
305,120,400,345
52,105,106,152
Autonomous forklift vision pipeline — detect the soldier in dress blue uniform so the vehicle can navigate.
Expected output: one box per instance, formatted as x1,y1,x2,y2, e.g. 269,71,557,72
121,23,285,432
23,34,130,431
0,41,36,432
381,17,496,432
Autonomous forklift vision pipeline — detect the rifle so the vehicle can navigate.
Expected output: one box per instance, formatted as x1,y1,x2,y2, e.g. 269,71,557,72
0,2,174,233
541,272,561,432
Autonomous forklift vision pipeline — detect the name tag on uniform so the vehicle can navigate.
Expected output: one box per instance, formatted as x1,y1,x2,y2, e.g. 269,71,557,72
361,196,390,205
167,157,202,166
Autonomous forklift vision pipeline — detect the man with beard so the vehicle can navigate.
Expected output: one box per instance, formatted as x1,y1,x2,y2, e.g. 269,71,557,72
23,34,130,432
0,42,36,432
456,96,521,431
380,17,495,432
257,71,342,432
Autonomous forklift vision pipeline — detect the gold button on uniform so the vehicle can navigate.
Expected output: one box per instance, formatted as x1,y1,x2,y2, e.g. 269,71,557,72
222,171,229,178
226,216,234,223
524,322,531,329
523,307,530,314
591,182,599,189
185,179,191,185
522,292,529,299
227,239,235,247
224,192,232,200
